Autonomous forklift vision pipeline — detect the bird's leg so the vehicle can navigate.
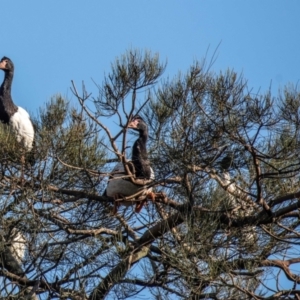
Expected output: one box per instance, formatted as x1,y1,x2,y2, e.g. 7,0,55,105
135,201,146,213
113,195,121,214
147,191,156,202
135,191,156,213
113,194,125,214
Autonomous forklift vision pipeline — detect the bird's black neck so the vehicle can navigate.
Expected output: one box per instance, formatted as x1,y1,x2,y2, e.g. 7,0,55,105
131,128,151,179
0,71,18,123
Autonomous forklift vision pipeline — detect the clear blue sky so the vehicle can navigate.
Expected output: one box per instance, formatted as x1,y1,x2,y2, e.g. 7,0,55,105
1,1,300,117
1,1,299,295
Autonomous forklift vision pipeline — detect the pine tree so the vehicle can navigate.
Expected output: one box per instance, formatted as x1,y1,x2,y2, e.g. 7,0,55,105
0,50,299,299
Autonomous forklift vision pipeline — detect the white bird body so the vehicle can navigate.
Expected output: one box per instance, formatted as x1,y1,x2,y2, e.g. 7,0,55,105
9,229,26,265
10,106,34,151
221,171,257,249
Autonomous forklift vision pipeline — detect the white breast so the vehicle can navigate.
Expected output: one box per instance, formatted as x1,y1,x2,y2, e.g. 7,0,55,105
9,229,26,265
9,106,34,151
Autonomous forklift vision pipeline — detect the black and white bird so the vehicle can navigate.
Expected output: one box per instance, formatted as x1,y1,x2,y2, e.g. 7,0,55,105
0,57,34,152
106,116,155,213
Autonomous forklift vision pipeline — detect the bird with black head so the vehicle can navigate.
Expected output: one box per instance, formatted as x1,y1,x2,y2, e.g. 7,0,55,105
106,115,155,213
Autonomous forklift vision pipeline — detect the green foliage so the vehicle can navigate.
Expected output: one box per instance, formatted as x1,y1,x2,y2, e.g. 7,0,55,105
36,95,106,189
0,50,300,300
95,49,166,118
0,122,28,164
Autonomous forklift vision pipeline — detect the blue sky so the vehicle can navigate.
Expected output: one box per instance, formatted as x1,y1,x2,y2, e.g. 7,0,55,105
1,1,300,295
1,1,300,117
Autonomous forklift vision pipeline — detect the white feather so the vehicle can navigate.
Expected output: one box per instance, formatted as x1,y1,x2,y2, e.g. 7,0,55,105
9,229,26,265
9,106,34,151
222,171,257,247
106,162,154,200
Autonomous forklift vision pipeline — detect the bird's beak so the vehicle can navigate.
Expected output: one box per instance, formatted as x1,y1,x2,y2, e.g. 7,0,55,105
128,119,138,129
0,61,6,70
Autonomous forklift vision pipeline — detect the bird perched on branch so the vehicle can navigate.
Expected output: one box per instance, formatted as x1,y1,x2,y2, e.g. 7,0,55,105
106,116,155,213
0,57,34,153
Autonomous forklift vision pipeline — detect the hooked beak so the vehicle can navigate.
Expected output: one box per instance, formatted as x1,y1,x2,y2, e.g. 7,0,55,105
0,61,6,70
128,119,139,129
